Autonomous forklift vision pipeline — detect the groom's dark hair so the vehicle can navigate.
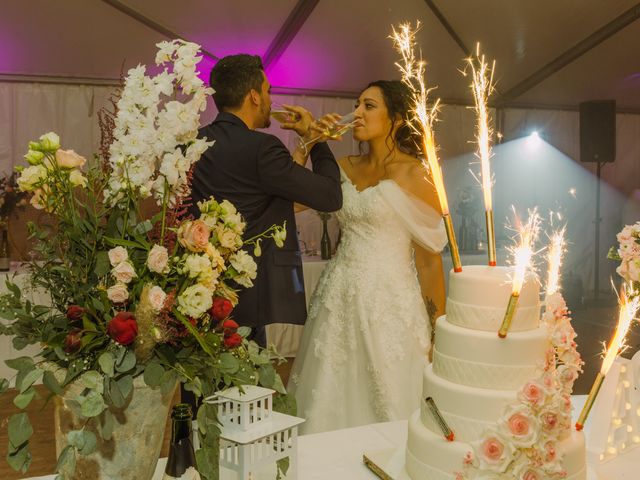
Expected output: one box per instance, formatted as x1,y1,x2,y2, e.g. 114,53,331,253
210,54,265,111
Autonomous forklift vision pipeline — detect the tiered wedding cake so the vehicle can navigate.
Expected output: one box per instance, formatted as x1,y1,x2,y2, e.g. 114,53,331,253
405,265,586,479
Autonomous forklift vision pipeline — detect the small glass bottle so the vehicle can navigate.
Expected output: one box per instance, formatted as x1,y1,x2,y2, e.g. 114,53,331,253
163,404,201,480
320,217,332,260
0,229,10,272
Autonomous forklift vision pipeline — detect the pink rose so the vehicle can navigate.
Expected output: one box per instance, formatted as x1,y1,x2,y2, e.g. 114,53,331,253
147,285,167,312
55,149,86,169
540,411,559,431
503,406,540,447
107,283,129,304
545,441,557,462
481,437,504,462
111,261,137,284
108,246,129,266
508,413,531,436
519,381,546,406
522,470,542,480
178,220,210,252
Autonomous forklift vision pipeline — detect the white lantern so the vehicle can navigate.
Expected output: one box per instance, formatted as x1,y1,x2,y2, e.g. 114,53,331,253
208,385,304,480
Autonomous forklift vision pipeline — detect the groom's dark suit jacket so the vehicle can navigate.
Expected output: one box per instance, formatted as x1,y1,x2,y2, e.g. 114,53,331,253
189,112,342,327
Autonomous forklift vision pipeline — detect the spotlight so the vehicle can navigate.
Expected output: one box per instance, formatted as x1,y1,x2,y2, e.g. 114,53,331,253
527,130,541,148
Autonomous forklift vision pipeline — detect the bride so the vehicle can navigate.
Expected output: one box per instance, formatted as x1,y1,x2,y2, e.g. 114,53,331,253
288,80,448,434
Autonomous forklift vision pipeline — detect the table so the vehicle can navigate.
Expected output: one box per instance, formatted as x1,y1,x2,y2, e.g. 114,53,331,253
26,396,639,479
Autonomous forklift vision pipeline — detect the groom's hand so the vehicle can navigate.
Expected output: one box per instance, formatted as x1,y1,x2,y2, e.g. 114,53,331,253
279,105,315,136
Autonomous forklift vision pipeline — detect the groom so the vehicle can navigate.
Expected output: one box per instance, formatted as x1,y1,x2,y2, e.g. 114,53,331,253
190,54,342,347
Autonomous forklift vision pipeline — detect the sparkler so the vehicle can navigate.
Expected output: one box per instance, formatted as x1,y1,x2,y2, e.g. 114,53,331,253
425,397,455,441
545,227,566,298
498,209,541,338
464,44,497,266
576,285,640,430
391,22,462,272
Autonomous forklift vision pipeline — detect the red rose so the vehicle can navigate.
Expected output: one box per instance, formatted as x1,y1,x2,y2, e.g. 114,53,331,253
107,311,138,345
64,329,82,353
222,319,239,337
210,297,233,321
223,332,243,348
66,305,85,322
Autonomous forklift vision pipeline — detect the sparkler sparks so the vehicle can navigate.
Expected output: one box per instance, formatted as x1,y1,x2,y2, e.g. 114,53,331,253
464,44,498,266
391,22,461,272
545,228,567,297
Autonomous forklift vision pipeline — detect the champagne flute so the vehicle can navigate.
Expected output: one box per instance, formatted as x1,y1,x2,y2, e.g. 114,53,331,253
298,112,358,153
270,102,301,123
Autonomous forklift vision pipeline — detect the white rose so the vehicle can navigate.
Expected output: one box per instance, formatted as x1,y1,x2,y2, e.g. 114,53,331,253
500,405,540,448
107,283,129,303
215,225,240,249
69,170,88,188
230,250,257,278
472,429,516,473
24,149,45,165
111,261,137,284
147,285,167,312
184,254,212,278
511,457,545,480
219,199,237,216
39,132,60,151
147,244,169,273
17,165,48,191
108,246,129,266
177,283,213,318
198,267,220,290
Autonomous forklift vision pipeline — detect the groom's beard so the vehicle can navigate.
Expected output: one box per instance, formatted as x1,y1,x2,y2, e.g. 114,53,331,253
259,101,271,129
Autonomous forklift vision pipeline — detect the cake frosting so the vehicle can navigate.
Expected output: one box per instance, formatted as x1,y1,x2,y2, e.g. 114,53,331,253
405,265,586,479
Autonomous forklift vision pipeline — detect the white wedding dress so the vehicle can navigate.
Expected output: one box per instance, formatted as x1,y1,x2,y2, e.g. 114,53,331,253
288,168,447,434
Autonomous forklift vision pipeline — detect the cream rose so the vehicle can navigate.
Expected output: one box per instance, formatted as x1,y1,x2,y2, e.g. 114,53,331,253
215,224,240,249
39,132,60,151
24,149,45,165
178,219,210,252
518,381,548,407
30,188,46,210
108,246,129,266
205,243,226,270
111,261,137,284
69,169,88,188
177,283,213,318
147,285,167,312
17,165,48,192
107,283,129,303
147,244,169,273
55,149,87,169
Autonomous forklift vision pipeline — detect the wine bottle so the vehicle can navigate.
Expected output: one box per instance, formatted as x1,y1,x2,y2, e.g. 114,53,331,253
0,229,10,272
163,404,201,480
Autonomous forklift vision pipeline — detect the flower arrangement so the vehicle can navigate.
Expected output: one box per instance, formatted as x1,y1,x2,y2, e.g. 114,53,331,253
457,292,583,479
0,40,289,480
608,221,640,293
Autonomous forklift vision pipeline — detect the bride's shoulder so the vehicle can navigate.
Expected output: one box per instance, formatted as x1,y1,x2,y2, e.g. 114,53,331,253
386,156,441,211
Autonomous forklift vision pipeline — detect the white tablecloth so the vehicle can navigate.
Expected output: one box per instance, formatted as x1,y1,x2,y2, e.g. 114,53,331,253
25,396,638,480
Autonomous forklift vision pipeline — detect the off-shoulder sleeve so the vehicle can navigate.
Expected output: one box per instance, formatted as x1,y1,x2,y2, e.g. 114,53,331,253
378,180,448,253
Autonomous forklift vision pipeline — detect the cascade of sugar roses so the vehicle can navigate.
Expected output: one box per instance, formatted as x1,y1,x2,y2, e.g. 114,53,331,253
0,40,289,480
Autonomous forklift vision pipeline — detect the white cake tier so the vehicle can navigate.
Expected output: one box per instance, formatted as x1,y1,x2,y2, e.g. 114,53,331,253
432,316,550,390
406,410,586,480
446,265,540,332
422,365,516,441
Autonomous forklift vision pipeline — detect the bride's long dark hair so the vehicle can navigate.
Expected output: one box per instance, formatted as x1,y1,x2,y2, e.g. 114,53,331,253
361,80,421,158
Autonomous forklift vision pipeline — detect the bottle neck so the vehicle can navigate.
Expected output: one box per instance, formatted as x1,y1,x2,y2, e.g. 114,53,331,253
171,418,192,443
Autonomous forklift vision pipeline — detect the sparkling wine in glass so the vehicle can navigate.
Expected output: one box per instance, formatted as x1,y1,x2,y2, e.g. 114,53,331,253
270,103,300,123
299,112,358,152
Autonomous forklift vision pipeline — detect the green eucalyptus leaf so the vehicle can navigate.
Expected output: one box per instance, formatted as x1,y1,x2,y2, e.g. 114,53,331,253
219,353,239,374
55,444,76,475
80,391,106,418
100,410,115,441
0,377,9,394
98,352,115,377
160,370,177,396
6,442,31,472
108,378,125,408
12,336,30,351
8,412,33,449
43,371,63,395
117,374,133,400
19,368,43,393
5,356,35,372
13,387,36,409
80,371,104,394
116,350,136,372
258,364,275,388
143,362,164,387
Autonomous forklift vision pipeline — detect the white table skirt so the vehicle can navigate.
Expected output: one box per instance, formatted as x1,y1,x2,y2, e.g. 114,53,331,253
25,396,639,480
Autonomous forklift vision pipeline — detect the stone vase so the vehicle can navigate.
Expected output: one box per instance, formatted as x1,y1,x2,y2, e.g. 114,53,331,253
54,375,176,480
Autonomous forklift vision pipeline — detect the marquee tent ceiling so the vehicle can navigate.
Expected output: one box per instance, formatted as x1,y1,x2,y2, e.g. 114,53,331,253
2,0,640,111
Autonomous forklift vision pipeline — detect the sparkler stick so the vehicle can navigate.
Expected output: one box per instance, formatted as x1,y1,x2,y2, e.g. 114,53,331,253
425,397,455,441
465,44,497,266
545,228,566,298
391,23,462,272
498,210,541,338
576,286,640,430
